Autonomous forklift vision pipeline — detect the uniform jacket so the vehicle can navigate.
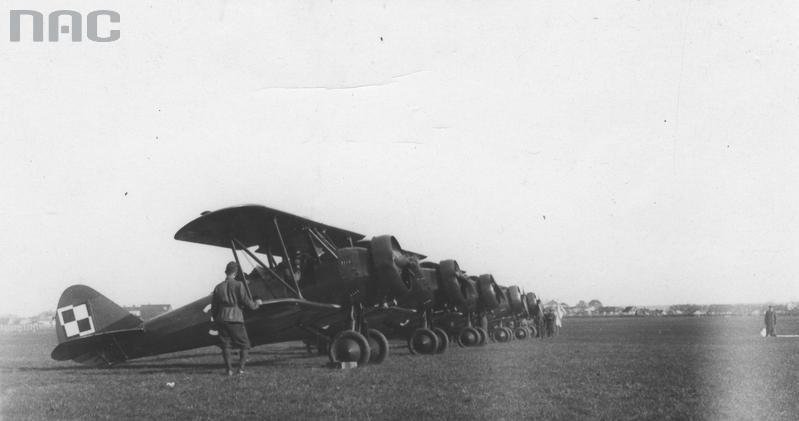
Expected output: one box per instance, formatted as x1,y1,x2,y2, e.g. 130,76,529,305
765,310,777,326
211,279,258,323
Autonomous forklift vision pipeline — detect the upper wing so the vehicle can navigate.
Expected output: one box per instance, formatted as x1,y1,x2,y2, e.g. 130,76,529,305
174,204,366,254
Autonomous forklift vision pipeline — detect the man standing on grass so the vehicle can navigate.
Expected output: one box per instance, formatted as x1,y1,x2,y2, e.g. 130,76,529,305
211,261,262,376
535,299,545,339
764,305,777,337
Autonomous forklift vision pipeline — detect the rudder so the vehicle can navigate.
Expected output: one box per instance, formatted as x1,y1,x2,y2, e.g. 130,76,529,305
52,285,143,365
54,284,142,343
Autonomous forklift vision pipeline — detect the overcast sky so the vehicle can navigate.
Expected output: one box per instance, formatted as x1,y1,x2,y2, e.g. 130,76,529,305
2,1,798,316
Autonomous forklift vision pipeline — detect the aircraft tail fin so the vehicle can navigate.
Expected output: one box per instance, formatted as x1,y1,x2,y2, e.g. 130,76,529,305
51,285,144,365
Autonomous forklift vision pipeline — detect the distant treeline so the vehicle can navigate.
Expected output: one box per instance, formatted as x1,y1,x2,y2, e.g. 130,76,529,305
567,303,798,317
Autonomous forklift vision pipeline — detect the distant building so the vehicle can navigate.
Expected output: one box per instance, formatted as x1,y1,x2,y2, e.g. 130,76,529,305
597,306,621,316
621,306,637,316
707,304,734,316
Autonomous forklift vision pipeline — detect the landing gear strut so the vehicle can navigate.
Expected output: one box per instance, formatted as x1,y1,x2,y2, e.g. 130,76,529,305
327,302,390,366
408,308,443,355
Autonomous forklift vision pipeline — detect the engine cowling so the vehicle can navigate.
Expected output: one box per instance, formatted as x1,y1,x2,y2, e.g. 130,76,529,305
439,260,478,312
439,260,467,309
494,285,510,314
476,274,501,311
524,292,537,316
370,235,412,298
395,257,435,309
459,276,479,313
507,285,524,314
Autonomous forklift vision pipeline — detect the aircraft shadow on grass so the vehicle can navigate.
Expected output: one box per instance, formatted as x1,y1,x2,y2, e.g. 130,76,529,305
9,348,323,374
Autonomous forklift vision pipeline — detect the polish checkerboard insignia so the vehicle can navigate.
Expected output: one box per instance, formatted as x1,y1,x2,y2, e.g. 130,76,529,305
57,304,95,338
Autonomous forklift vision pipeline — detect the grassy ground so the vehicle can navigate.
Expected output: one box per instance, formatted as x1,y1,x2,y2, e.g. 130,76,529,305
2,316,799,420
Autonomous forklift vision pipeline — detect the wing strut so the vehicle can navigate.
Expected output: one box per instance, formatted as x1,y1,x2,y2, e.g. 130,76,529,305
232,238,303,299
306,227,339,259
230,240,254,299
272,216,303,298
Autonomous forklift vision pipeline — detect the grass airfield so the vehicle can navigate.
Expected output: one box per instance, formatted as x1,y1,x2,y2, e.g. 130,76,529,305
2,316,799,420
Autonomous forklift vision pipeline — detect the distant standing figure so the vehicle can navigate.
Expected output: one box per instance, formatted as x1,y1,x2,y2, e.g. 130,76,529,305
544,310,556,337
535,299,545,339
554,302,565,336
764,306,777,337
211,261,261,376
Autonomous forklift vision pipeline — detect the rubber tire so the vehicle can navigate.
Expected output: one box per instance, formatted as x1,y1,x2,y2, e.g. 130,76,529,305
475,327,488,345
408,328,440,355
514,326,529,340
492,327,510,343
433,327,449,354
527,325,537,338
504,327,514,341
366,329,389,364
457,327,481,347
328,330,371,366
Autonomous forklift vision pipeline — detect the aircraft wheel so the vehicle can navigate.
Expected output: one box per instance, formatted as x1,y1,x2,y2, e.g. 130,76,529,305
492,327,510,343
433,328,449,354
328,330,371,366
366,329,389,364
408,328,440,355
527,325,537,339
514,326,529,340
457,327,481,347
475,327,488,345
505,327,515,341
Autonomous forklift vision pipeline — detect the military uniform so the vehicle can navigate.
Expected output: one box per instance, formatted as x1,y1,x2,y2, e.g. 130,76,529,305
764,307,777,337
211,278,258,349
211,262,260,375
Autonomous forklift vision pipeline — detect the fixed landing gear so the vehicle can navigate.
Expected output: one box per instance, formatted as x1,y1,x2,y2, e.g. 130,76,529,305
433,327,449,354
408,327,440,355
328,330,370,366
324,328,390,366
325,302,391,366
366,329,389,364
456,326,481,347
492,326,511,343
475,327,488,345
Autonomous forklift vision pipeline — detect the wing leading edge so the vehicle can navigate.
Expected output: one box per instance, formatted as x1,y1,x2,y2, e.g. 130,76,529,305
174,204,366,254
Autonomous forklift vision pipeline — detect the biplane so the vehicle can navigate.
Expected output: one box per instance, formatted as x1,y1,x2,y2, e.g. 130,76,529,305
366,257,534,352
51,205,425,367
484,287,537,342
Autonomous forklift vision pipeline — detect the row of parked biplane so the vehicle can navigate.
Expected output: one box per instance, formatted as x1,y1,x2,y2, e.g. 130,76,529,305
52,205,545,367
